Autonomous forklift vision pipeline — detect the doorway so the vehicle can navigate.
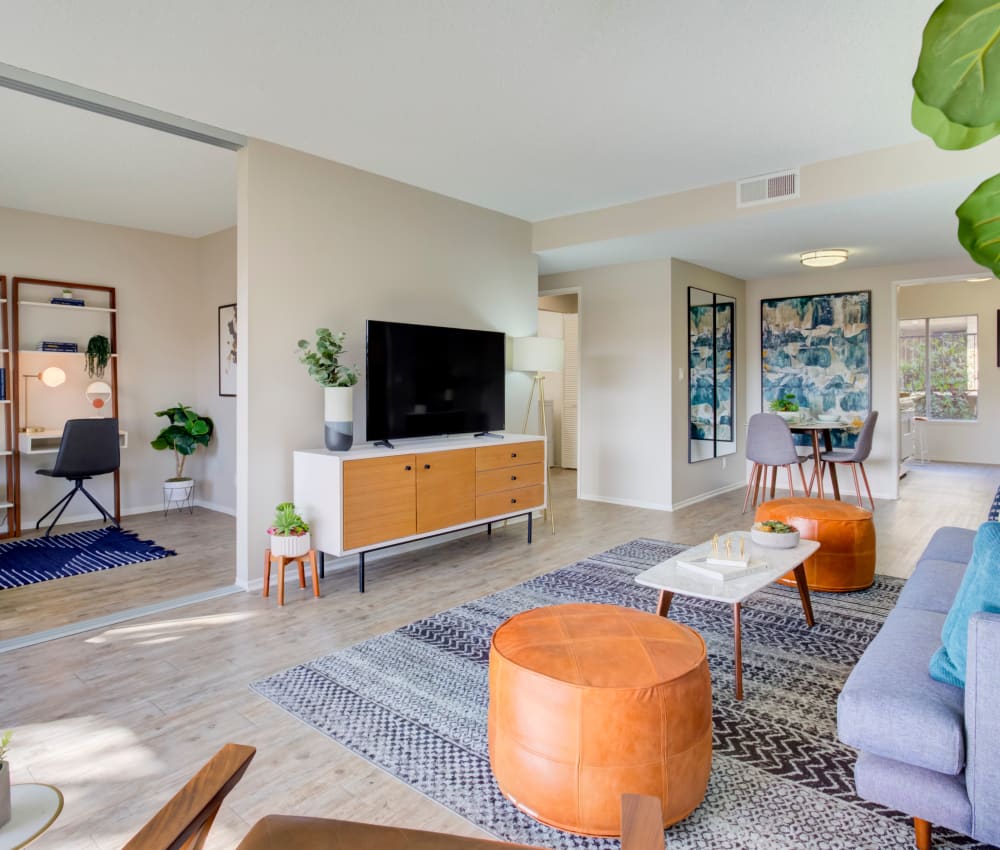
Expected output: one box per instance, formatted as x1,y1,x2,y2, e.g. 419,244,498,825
537,293,579,473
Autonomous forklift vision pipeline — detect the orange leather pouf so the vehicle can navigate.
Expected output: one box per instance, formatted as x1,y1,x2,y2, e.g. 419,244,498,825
487,603,712,836
755,497,876,591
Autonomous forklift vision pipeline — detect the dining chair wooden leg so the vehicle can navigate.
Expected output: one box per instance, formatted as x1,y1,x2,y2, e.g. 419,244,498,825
769,466,778,499
859,462,875,511
785,464,795,497
753,464,763,507
811,432,825,499
798,462,810,497
850,463,863,507
743,463,758,513
262,550,271,598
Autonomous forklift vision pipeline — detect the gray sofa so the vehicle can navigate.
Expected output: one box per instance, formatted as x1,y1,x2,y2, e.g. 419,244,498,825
838,525,1000,848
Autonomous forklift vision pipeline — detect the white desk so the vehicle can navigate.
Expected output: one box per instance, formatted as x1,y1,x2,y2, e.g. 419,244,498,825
0,784,63,849
18,429,128,455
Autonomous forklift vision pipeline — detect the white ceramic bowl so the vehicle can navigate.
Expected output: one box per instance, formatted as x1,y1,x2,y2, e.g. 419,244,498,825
751,528,801,549
818,413,841,422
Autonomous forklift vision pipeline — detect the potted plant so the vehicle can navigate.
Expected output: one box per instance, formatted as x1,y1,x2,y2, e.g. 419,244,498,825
297,328,359,451
267,501,311,557
769,392,801,422
150,404,215,506
85,334,112,379
0,730,11,827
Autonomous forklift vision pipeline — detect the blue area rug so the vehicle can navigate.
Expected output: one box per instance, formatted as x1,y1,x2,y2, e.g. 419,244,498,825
252,538,996,850
0,527,176,589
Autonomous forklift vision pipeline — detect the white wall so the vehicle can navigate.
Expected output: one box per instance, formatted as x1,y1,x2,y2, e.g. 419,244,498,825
746,258,991,500
897,279,1000,464
237,139,537,587
540,260,672,510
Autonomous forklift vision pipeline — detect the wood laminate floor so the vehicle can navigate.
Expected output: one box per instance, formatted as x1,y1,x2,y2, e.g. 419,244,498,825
1,462,995,849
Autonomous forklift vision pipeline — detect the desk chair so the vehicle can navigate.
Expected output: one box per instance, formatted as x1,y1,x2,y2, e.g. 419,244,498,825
35,418,121,537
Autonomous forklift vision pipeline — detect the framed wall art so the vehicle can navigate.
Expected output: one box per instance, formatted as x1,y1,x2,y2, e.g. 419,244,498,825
689,287,736,462
218,303,237,397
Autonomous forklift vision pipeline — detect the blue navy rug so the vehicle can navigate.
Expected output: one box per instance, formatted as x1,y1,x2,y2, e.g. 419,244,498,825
252,538,995,850
0,527,176,589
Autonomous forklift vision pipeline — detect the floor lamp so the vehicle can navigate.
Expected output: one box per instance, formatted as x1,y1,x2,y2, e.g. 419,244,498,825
512,336,564,534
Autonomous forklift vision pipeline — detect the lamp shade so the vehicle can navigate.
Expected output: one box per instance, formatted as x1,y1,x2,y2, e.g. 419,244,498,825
512,336,564,373
40,366,66,387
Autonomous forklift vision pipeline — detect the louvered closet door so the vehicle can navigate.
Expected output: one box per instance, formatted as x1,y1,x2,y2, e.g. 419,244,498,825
561,313,578,469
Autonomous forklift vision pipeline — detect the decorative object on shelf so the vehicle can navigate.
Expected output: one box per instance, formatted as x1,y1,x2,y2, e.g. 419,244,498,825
0,730,10,827
21,366,66,433
512,336,563,535
688,287,736,463
60,289,72,299
85,381,112,409
762,291,871,450
151,404,214,511
297,328,359,451
0,367,5,401
266,501,311,557
751,520,801,549
218,303,237,397
84,334,111,378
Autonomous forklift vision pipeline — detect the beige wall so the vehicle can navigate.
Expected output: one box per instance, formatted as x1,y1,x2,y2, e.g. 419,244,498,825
237,139,537,588
670,259,746,507
540,260,672,509
898,279,1000,464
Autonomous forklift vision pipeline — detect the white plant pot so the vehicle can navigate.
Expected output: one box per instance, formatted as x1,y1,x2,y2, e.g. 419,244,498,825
324,386,354,451
0,761,10,827
163,478,194,503
269,532,311,557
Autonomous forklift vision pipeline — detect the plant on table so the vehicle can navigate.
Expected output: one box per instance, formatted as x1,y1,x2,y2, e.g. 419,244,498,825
296,328,359,387
753,520,798,534
150,404,215,481
768,392,800,413
85,334,112,379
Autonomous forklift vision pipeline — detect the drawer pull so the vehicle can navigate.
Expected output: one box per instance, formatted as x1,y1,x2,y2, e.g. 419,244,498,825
424,463,431,470
511,475,517,481
511,497,517,504
404,465,412,471
511,452,518,458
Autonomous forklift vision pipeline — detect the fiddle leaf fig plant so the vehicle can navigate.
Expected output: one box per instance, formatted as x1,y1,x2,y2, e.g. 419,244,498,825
297,328,359,388
912,0,1000,275
151,404,215,480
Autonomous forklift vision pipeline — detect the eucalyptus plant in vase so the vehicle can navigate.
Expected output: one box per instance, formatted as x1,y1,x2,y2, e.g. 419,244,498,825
297,328,359,451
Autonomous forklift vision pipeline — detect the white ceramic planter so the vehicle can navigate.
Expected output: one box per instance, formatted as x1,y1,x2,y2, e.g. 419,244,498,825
163,478,195,502
324,386,354,451
269,532,311,557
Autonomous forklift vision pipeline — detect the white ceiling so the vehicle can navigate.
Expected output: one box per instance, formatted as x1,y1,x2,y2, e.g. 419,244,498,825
0,0,975,274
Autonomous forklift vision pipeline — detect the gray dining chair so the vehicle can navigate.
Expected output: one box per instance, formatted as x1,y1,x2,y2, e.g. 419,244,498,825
817,410,878,510
743,412,811,513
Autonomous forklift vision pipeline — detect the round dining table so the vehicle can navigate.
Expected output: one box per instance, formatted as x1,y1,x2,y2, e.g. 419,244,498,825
788,420,861,500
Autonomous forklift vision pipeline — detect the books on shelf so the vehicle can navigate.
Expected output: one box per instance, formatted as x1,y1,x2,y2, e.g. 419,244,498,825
0,367,5,400
35,341,79,352
50,297,86,306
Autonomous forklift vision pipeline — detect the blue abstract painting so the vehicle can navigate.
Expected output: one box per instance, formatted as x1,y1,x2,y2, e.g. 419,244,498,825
761,291,870,448
690,295,734,461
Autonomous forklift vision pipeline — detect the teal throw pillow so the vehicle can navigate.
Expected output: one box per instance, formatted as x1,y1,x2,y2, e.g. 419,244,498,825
929,521,1000,687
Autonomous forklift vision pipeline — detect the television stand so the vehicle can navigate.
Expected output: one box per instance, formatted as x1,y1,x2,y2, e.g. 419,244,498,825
373,439,395,449
474,431,504,440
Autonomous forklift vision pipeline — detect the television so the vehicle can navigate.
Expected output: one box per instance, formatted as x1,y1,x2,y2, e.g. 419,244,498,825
366,319,506,443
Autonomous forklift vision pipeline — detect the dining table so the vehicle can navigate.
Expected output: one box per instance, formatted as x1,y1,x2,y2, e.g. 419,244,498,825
788,419,862,500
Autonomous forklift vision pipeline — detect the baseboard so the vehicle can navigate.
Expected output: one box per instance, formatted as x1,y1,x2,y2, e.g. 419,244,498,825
194,499,236,516
18,500,234,531
671,481,746,511
577,492,672,512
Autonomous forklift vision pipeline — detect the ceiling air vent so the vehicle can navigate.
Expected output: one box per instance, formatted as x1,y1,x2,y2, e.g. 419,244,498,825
737,168,800,208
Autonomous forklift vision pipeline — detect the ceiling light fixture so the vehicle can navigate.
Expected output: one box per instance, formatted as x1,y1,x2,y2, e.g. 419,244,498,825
800,249,849,268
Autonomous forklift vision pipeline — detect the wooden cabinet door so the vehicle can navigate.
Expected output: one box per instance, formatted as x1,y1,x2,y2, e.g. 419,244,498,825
416,449,475,533
343,455,416,550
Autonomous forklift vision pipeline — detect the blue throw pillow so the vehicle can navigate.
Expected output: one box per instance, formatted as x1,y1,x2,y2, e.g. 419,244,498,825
930,522,1000,687
989,484,1000,522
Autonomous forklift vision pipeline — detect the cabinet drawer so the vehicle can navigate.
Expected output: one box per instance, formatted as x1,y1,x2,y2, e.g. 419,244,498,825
476,484,544,519
476,441,544,471
476,462,544,495
343,455,416,550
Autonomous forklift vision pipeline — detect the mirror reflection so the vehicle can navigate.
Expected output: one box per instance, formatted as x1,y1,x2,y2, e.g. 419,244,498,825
689,287,736,462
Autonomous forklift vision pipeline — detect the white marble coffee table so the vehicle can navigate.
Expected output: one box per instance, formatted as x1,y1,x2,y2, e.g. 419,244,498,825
635,531,820,700
0,784,63,849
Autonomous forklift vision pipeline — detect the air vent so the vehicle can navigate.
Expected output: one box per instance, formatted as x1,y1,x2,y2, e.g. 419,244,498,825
737,168,800,208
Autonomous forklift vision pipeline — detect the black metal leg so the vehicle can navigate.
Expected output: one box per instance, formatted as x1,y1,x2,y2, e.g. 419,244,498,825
527,512,533,544
78,484,118,527
35,486,77,529
318,551,325,578
358,551,366,593
487,522,492,536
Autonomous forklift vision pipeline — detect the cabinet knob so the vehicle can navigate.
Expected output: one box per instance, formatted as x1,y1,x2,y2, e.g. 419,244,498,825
510,474,517,481
404,465,412,471
511,452,518,458
510,497,517,504
424,463,431,470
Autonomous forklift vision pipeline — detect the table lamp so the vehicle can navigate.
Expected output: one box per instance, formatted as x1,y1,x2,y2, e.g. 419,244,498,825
512,336,564,533
22,366,66,432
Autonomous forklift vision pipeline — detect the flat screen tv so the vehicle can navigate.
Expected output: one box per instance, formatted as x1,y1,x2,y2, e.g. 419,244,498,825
366,319,505,443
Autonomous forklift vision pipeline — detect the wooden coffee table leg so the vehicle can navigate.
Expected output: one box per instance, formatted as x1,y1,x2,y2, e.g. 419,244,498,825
656,590,674,617
733,602,744,701
793,564,815,627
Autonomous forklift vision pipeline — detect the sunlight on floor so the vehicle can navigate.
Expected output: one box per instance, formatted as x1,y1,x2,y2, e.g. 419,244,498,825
84,611,257,645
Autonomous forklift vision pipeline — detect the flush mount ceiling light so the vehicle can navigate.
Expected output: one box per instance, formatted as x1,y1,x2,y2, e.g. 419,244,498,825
800,249,849,268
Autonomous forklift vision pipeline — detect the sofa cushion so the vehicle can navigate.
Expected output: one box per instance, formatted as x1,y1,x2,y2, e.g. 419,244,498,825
917,526,975,568
930,522,1000,688
897,559,968,614
838,607,965,775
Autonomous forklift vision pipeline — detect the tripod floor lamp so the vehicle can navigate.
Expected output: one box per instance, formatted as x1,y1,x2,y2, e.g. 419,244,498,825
512,335,564,534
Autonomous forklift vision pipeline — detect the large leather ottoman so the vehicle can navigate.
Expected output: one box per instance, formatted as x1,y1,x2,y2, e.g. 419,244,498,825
487,602,712,836
755,497,876,592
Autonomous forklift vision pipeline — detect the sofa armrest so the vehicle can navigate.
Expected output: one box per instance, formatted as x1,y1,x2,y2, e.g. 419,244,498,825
967,611,1000,843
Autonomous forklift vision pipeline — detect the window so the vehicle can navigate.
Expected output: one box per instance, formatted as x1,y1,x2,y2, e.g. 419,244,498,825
899,315,978,420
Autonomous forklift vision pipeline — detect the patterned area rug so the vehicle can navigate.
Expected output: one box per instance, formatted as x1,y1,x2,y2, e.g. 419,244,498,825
252,538,992,850
0,527,176,589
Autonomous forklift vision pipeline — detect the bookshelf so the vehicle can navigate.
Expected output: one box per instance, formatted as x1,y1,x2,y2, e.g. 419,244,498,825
0,278,13,537
11,277,120,537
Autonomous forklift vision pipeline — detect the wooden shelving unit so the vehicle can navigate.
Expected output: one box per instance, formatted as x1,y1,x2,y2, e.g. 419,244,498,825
0,278,14,538
11,277,120,537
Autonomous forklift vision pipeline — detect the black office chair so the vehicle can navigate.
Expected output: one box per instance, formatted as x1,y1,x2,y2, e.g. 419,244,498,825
36,418,121,537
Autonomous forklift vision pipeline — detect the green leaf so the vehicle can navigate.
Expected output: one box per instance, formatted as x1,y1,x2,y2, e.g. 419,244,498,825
913,0,1000,129
956,171,1000,274
912,91,1000,148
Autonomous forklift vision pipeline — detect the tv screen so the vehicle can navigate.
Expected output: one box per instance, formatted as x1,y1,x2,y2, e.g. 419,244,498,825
366,320,506,442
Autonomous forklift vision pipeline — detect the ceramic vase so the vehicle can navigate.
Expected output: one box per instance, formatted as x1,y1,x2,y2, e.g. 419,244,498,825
324,386,354,452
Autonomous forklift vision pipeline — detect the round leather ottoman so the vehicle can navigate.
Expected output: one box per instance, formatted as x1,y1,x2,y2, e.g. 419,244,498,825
755,497,876,591
487,602,712,836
